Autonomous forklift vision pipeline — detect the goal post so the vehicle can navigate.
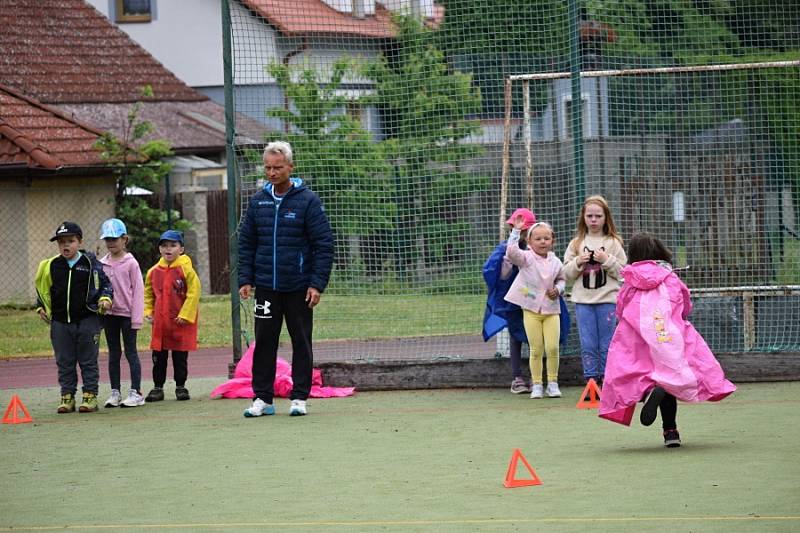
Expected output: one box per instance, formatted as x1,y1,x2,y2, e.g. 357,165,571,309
223,1,800,361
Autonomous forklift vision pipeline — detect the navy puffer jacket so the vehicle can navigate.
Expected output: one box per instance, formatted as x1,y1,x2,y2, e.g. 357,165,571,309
238,178,334,292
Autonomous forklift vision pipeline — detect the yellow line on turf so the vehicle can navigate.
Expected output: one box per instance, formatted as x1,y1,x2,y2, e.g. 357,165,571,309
2,516,799,530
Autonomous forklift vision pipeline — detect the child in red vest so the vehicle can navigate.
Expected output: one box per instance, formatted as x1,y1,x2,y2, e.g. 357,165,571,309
143,230,200,402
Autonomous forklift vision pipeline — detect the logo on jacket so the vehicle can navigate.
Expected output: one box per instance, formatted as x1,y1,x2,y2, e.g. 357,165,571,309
653,310,672,343
173,278,186,295
254,299,272,319
284,210,296,219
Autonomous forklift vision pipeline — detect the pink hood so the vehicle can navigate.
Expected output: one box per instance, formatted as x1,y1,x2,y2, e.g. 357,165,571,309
620,260,673,290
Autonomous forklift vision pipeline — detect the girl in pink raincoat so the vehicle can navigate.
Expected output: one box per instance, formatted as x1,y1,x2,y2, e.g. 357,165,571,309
599,233,735,447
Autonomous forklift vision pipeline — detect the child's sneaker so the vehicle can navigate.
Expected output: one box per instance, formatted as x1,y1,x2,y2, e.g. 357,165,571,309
510,377,531,394
289,399,307,416
57,393,76,414
145,388,164,402
663,428,681,448
243,398,275,418
104,389,121,408
78,392,99,412
175,387,191,401
120,390,145,408
640,386,666,426
545,382,562,398
530,384,544,399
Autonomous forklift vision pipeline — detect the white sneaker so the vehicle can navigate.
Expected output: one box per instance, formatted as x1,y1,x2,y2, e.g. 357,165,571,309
120,389,145,408
530,384,544,399
289,399,307,416
104,389,121,408
243,398,275,418
546,382,562,398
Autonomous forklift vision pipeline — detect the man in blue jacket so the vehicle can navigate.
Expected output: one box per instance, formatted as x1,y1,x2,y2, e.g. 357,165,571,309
238,141,335,417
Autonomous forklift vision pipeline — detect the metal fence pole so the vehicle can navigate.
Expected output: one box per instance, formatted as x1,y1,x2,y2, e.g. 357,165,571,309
568,0,585,201
222,0,242,375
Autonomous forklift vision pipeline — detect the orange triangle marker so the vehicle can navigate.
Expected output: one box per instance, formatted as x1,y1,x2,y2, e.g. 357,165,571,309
2,394,33,424
503,448,542,488
576,378,602,409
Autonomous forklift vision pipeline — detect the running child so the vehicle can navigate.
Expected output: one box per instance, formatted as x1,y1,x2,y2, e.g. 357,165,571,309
504,217,566,398
98,218,145,408
563,195,626,385
35,221,113,413
599,232,736,447
143,230,200,402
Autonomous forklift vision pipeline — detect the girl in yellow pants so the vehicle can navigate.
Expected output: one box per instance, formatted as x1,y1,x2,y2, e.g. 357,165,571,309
523,311,561,397
504,219,566,398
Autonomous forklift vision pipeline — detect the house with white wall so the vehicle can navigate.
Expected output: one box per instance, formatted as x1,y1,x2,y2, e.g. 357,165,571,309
88,0,441,136
85,0,225,97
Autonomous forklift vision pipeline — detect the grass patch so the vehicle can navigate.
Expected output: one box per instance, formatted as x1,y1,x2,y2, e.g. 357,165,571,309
776,238,800,284
0,294,485,358
1,382,798,531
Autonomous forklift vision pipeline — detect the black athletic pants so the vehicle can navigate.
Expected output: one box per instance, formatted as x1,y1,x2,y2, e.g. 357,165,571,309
252,287,313,403
660,393,677,430
151,350,188,388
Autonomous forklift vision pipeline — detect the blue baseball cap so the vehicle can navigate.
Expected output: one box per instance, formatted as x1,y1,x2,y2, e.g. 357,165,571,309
159,229,184,245
100,218,127,239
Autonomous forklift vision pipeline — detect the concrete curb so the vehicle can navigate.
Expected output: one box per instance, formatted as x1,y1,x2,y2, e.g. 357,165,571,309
319,352,800,391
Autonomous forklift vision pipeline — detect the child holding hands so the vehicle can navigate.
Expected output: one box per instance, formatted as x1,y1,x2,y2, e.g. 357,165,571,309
504,216,566,398
143,230,200,402
563,195,626,385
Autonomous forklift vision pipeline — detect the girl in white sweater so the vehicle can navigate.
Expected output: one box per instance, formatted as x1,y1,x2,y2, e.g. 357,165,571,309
563,195,626,386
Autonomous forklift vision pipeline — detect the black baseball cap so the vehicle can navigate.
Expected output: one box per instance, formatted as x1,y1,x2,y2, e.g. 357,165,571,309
50,221,83,241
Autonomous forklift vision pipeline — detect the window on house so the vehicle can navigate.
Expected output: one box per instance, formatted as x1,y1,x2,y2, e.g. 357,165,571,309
346,102,371,131
115,0,152,23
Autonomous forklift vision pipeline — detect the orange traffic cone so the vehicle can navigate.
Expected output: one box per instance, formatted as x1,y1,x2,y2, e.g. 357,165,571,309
503,448,542,488
2,394,33,424
576,378,602,409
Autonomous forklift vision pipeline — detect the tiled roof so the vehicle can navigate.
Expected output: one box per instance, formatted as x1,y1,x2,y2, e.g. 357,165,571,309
241,0,443,38
0,0,207,104
56,100,268,153
0,84,105,169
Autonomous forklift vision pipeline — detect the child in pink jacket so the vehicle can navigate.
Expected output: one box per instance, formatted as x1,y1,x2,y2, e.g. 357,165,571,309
504,218,566,399
599,232,736,447
98,219,145,408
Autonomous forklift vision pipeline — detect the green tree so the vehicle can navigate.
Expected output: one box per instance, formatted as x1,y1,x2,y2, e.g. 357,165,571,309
95,86,189,268
438,0,570,117
364,14,489,277
721,0,800,52
264,59,394,270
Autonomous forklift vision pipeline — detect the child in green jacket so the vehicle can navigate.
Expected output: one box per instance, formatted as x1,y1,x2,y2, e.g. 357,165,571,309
35,222,113,413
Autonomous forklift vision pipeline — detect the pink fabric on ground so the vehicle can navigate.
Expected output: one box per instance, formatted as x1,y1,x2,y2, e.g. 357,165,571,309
209,343,355,399
598,261,735,426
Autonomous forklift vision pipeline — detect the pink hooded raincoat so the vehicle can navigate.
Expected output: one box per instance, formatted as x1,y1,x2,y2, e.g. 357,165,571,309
599,261,735,425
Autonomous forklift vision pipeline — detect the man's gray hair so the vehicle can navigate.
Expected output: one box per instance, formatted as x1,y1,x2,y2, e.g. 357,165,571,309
263,141,293,164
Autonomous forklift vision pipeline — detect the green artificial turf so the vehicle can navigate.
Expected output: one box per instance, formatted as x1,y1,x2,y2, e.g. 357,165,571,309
1,381,798,532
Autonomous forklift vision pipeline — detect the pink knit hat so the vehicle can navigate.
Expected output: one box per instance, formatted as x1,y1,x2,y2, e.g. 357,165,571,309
505,208,537,230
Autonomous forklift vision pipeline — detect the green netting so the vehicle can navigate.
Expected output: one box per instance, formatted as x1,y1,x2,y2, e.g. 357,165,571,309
224,0,800,358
